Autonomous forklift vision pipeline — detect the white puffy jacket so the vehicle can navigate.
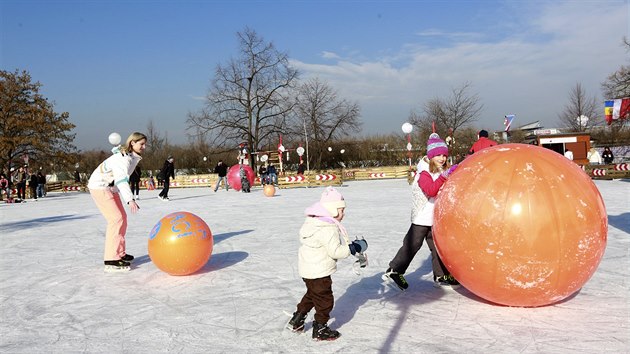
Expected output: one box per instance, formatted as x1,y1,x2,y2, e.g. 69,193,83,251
298,217,351,279
87,150,141,204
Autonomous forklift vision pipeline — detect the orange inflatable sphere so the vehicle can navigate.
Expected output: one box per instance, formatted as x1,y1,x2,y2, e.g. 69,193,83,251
434,144,607,307
263,184,276,197
148,211,214,276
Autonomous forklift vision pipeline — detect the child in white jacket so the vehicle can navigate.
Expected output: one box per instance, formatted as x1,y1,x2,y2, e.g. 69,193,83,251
288,187,366,341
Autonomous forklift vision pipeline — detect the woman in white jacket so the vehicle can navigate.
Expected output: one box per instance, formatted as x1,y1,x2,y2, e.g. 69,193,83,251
88,132,146,272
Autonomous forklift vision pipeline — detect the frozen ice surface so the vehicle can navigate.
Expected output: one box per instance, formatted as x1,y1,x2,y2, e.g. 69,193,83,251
1,179,628,353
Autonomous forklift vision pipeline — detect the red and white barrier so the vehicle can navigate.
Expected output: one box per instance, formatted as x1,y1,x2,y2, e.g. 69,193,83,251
369,173,386,178
592,169,606,177
190,178,210,184
169,182,181,187
285,175,306,182
614,163,628,171
315,174,336,181
63,185,82,191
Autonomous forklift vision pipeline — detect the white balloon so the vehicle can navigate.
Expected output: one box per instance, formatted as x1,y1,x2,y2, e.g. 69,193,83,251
577,115,589,126
108,132,121,145
261,154,269,162
402,122,413,134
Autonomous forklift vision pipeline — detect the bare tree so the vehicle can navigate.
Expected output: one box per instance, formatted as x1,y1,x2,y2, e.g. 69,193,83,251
601,37,630,99
409,82,483,148
187,27,299,167
291,78,362,169
557,83,601,132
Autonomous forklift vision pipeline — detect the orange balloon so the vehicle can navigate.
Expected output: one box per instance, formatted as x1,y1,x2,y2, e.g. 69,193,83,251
148,211,213,276
263,184,276,197
434,144,607,307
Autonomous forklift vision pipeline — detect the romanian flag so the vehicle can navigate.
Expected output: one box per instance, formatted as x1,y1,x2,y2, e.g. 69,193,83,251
606,98,630,125
604,100,614,124
504,114,515,132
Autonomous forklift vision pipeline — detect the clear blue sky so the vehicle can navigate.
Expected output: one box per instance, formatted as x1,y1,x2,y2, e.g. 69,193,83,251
1,0,628,150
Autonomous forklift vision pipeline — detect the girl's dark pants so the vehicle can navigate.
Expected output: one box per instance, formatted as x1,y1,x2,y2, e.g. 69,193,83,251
388,224,448,279
297,276,333,324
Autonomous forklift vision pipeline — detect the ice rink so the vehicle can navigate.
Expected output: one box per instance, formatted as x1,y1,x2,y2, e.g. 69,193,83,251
1,178,628,353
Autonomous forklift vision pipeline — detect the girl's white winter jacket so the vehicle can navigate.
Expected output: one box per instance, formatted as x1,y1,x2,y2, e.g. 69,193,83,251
298,204,351,279
410,156,441,226
87,150,141,204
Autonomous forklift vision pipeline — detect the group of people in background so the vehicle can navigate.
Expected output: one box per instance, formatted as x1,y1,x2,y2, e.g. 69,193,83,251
258,162,278,186
565,146,616,165
0,166,47,202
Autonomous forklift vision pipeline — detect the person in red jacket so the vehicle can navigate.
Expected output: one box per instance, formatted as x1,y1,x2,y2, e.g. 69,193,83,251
469,129,498,154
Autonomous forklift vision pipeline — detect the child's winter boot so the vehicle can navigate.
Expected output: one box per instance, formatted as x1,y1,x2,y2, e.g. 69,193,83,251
312,321,340,341
288,311,307,332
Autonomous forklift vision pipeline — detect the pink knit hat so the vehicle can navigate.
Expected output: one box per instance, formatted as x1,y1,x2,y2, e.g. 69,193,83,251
427,133,449,159
320,187,346,217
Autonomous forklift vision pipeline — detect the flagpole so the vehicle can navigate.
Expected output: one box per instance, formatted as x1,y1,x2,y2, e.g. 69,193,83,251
504,115,515,143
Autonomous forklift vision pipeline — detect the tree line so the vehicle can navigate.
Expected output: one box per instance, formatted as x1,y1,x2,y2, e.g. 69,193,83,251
2,29,629,178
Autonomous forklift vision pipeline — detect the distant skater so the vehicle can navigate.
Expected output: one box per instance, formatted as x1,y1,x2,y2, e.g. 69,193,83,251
158,156,175,201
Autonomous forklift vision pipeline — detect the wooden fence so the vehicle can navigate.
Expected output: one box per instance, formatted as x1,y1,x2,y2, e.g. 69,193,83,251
39,163,630,196
582,163,630,180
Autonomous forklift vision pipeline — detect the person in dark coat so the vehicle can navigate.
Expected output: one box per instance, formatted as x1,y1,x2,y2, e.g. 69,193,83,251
258,164,269,185
14,166,28,200
37,171,46,198
158,156,175,201
602,147,614,164
213,160,229,192
29,172,38,200
129,165,141,200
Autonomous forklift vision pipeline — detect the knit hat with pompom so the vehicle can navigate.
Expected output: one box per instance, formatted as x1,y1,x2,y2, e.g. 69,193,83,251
427,133,449,159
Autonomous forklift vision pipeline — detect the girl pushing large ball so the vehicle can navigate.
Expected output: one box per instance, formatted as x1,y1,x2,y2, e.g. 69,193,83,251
433,144,607,307
148,211,214,276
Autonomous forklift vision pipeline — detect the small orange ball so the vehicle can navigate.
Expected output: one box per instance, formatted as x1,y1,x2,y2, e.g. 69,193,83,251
148,211,213,276
263,184,276,197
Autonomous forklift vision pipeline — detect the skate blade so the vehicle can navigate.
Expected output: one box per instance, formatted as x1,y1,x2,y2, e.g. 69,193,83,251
381,274,406,291
433,283,461,290
104,265,131,273
312,334,341,341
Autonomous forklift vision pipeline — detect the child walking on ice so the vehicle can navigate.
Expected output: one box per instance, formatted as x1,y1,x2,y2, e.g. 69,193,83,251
383,132,459,290
288,187,367,341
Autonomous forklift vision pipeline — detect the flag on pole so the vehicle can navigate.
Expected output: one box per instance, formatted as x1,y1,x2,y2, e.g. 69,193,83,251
607,98,630,125
604,100,614,124
504,115,515,132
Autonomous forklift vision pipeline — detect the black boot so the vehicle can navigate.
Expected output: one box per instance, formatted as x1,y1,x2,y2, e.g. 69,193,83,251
312,321,340,341
104,260,131,272
288,311,307,332
120,254,134,262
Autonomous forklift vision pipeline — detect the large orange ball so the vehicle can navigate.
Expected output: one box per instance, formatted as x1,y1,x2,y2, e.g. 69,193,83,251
148,211,214,276
434,144,607,307
263,184,276,197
